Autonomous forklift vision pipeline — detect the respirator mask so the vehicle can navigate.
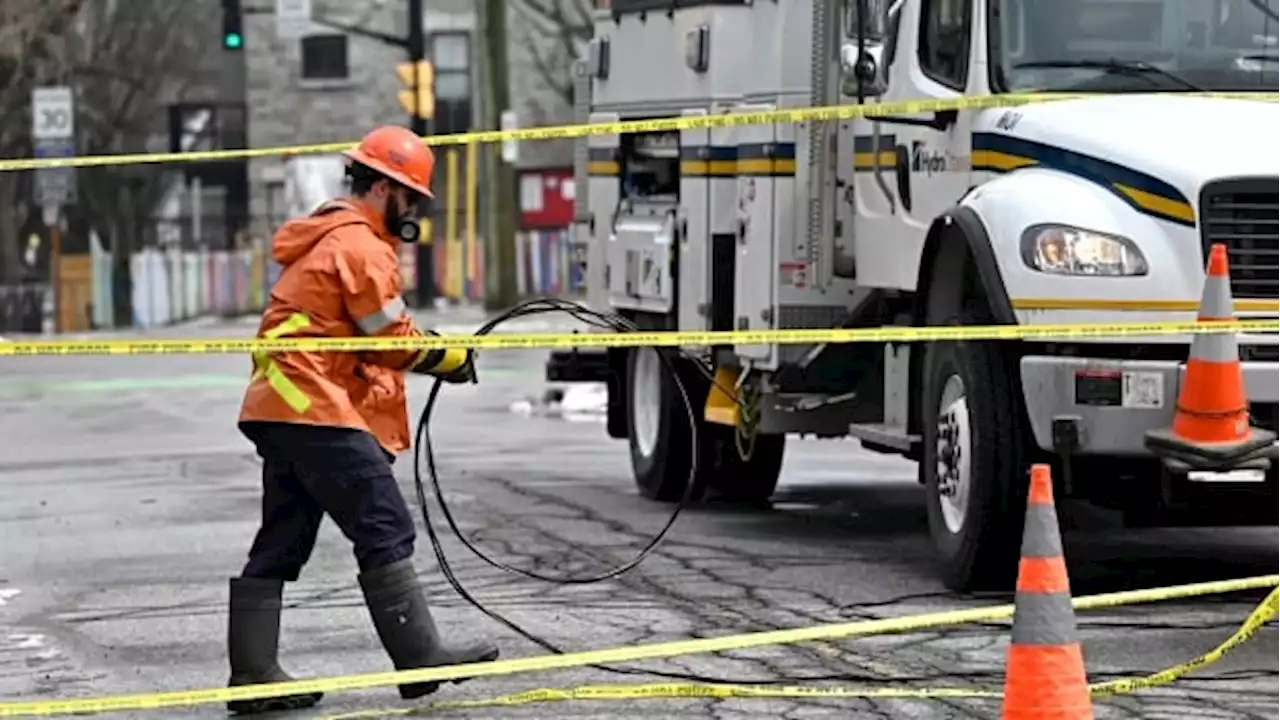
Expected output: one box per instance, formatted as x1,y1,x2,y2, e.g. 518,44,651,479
387,187,432,243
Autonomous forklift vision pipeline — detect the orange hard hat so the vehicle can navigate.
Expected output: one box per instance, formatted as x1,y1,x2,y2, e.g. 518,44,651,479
342,125,435,198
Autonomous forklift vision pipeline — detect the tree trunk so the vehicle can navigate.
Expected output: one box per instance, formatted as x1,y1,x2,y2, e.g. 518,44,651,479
0,173,24,284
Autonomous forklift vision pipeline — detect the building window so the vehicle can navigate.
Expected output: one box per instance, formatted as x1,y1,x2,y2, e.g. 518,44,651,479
300,34,349,81
430,31,472,135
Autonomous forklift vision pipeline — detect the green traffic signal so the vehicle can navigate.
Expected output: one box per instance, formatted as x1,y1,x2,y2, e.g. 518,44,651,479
224,32,242,49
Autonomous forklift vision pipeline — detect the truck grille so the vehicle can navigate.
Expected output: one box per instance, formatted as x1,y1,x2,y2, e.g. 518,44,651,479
1199,178,1279,300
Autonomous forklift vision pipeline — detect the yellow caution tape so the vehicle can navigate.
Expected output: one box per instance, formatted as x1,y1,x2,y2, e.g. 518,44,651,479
324,683,1000,719
0,575,1273,717
0,92,1274,172
1089,586,1279,697
1,319,1276,358
325,588,1280,719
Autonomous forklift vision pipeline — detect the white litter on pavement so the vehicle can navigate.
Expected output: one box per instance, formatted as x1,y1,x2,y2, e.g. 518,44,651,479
509,383,607,422
561,383,607,411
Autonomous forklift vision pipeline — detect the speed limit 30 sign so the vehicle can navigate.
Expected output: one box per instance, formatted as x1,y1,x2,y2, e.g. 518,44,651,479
32,86,75,141
31,86,77,210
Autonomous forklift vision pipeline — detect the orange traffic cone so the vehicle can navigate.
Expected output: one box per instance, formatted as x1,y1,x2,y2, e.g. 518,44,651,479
1145,243,1277,471
1001,464,1093,720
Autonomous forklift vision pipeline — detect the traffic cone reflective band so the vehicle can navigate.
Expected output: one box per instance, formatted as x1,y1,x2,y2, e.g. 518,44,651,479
1145,243,1277,470
1174,244,1248,443
1001,464,1093,720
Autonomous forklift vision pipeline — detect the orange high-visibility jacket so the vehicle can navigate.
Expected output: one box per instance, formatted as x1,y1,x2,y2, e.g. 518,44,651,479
239,198,452,455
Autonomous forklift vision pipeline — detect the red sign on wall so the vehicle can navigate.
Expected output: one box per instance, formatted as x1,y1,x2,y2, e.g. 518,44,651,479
518,168,575,230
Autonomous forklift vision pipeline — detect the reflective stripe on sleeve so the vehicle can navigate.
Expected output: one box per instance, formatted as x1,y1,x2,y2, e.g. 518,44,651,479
356,296,407,335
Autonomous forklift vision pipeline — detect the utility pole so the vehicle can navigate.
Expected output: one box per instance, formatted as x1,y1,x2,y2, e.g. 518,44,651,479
407,0,427,137
479,0,518,311
407,0,437,306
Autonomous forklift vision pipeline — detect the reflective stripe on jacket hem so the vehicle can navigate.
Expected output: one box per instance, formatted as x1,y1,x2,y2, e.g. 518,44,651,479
252,312,313,413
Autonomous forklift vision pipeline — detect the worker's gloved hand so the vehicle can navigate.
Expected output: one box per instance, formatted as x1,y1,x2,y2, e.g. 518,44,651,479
437,349,477,384
410,331,478,384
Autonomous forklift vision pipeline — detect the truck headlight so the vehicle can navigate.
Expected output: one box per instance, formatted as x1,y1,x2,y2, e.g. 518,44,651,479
1020,224,1149,276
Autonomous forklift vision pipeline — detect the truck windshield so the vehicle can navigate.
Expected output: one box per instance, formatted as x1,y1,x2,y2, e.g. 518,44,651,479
992,0,1278,92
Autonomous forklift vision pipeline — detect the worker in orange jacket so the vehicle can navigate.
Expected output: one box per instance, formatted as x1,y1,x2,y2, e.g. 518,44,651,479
227,126,499,715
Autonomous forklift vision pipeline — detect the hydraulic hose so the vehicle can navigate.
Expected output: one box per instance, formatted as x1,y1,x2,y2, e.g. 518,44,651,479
414,297,701,585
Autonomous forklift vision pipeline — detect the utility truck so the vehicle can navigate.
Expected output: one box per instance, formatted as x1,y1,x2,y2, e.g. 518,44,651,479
546,0,1280,590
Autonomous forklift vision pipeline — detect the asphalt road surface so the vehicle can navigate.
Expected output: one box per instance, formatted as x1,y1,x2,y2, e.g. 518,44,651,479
1,309,1277,720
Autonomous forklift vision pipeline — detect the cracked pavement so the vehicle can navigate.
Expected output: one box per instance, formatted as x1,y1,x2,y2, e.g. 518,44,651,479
1,311,1276,719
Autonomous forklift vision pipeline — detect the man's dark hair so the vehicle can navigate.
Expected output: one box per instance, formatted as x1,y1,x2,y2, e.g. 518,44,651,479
344,160,434,216
345,161,384,196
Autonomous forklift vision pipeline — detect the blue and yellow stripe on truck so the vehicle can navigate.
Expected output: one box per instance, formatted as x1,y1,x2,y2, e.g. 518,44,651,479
853,134,897,171
727,143,796,177
679,145,740,176
587,144,797,177
971,132,1196,227
588,148,620,177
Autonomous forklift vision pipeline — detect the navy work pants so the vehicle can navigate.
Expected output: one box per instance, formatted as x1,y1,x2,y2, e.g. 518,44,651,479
237,421,417,580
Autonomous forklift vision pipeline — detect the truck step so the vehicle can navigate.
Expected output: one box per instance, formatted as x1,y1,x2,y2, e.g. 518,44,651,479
848,423,922,454
546,349,613,383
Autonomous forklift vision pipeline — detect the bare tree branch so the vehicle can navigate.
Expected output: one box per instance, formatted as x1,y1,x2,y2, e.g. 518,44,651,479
311,0,409,49
0,0,217,283
513,0,592,107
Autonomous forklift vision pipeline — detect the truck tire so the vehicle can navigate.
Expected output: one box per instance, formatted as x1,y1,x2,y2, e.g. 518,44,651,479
703,427,786,505
625,347,706,502
920,273,1030,592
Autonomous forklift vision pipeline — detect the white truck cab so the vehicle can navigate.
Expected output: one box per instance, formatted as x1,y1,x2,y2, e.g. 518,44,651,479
547,0,1279,590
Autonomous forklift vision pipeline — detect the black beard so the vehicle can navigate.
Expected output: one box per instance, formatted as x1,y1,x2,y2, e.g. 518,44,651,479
387,195,419,242
386,194,404,236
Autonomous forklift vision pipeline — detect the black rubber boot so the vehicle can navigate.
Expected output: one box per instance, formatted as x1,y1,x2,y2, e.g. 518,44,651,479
226,577,323,715
359,559,500,699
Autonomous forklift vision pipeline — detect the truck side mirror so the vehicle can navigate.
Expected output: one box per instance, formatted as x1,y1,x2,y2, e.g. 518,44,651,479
841,43,888,97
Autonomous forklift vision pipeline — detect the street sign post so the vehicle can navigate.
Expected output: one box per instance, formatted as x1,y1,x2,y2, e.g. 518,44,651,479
31,86,76,333
31,86,76,209
500,109,518,164
276,0,312,40
33,139,76,208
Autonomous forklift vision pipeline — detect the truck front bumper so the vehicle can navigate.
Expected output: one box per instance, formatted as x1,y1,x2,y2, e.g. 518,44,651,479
1020,354,1279,457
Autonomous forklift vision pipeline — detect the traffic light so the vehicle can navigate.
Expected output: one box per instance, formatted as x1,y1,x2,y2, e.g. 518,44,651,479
397,60,435,119
222,0,243,50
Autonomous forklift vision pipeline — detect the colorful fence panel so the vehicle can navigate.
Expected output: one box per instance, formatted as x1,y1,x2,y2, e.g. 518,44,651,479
88,226,584,332
125,245,272,329
515,229,586,297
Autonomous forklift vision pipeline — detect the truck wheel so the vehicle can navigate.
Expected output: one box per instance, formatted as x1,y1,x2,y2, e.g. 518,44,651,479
921,312,1030,592
625,347,706,502
703,427,785,505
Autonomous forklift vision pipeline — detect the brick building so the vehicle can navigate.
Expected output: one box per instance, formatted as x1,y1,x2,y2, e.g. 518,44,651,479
240,0,580,240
